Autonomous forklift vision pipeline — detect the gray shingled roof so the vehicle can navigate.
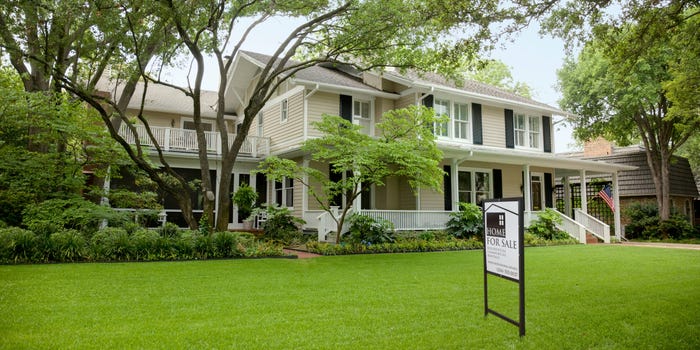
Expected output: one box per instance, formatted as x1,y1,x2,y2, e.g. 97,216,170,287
399,70,562,112
240,51,384,94
583,150,699,198
240,51,564,112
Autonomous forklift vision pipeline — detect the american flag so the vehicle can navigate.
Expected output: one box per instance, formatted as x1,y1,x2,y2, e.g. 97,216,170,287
598,184,614,211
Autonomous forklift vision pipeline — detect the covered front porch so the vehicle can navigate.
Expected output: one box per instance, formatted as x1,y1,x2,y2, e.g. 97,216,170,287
303,145,635,243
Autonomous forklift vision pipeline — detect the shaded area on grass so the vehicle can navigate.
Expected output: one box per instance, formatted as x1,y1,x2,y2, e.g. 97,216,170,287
1,245,699,349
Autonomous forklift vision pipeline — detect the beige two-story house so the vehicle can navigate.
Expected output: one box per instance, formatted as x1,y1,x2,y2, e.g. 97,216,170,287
109,51,634,243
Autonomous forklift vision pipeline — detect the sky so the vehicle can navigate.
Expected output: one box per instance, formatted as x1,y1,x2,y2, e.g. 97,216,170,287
170,16,579,152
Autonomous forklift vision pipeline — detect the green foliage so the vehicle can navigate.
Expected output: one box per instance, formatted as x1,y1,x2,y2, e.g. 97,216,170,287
48,229,87,262
625,203,696,240
158,222,181,238
232,183,258,221
256,205,306,245
307,237,483,255
524,233,578,247
445,202,484,240
90,227,132,261
465,60,533,98
346,214,395,245
0,227,38,263
527,208,569,240
22,198,128,236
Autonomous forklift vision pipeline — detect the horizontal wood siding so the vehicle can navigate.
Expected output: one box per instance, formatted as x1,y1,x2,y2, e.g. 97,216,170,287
395,93,415,110
420,186,444,210
264,90,304,154
482,105,505,148
307,91,339,138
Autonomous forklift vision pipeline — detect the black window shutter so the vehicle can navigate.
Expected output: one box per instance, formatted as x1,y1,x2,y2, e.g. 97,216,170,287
542,115,552,153
422,94,434,108
505,109,514,148
544,173,553,208
443,165,452,211
493,169,502,199
339,95,353,122
472,103,482,145
329,165,343,207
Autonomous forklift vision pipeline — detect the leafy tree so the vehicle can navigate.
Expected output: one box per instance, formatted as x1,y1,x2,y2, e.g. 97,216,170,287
556,11,700,221
464,60,533,98
2,0,555,230
257,105,444,243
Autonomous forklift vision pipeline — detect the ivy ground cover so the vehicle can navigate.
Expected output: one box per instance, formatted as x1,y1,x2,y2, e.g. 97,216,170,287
1,245,698,349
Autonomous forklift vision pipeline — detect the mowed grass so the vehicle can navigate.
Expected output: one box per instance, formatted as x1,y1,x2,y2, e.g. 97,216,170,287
1,245,699,349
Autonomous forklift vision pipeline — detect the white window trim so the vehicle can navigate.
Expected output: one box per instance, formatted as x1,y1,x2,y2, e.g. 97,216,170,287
457,167,493,204
530,172,545,211
280,99,288,123
433,98,451,138
257,111,264,137
352,98,373,135
274,176,294,209
514,112,543,150
453,102,471,141
181,118,214,132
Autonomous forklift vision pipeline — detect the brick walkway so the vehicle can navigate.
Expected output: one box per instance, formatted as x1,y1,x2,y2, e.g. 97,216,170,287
621,242,700,250
283,249,322,258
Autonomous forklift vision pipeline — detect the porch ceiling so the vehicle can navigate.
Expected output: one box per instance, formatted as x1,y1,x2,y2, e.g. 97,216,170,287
441,144,636,176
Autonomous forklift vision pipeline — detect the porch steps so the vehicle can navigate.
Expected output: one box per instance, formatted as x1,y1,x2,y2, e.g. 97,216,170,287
586,232,601,244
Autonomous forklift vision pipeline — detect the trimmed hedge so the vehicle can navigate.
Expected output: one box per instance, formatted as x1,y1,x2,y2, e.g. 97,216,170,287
0,227,284,264
307,238,484,255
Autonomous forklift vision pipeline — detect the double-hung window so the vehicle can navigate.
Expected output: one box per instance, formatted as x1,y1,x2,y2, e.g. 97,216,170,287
453,102,470,140
457,169,492,206
257,111,264,136
275,177,294,208
280,99,288,123
433,99,450,137
514,113,541,149
353,100,371,134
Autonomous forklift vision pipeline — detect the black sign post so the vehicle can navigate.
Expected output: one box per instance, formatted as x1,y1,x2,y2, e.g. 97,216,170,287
483,197,525,337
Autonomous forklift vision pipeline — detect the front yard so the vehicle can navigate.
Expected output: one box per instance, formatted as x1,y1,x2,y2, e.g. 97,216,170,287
1,245,698,349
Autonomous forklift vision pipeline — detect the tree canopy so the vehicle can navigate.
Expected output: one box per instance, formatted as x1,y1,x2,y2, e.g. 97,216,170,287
257,106,444,243
464,60,533,98
556,6,700,221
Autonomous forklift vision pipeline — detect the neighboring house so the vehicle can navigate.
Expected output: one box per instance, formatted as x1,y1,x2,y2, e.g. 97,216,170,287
561,138,699,230
104,51,634,243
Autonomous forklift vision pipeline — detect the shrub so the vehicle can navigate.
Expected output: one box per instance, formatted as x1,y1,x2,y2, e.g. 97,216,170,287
345,213,395,245
48,229,87,262
158,222,181,238
0,227,37,263
90,227,132,261
258,205,306,245
446,202,484,240
527,208,569,240
22,198,128,236
625,203,695,240
173,230,199,259
212,231,246,258
131,229,169,261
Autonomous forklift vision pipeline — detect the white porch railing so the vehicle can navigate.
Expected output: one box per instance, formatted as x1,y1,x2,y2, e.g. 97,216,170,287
574,208,611,243
357,209,453,231
528,210,588,244
118,124,270,157
316,207,348,242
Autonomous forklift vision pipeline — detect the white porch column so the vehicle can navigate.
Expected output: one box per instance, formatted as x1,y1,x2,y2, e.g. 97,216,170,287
523,164,531,212
451,159,459,210
302,158,309,212
612,171,622,240
563,176,572,217
580,170,588,214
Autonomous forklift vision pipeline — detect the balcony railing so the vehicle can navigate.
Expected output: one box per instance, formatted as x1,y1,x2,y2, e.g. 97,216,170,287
118,124,270,157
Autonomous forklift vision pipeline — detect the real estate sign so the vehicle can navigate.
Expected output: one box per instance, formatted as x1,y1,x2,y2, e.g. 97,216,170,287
483,197,525,337
484,200,522,280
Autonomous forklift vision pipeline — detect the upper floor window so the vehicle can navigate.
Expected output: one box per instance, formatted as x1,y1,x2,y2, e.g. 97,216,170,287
433,98,450,137
353,100,371,134
514,113,540,149
453,102,470,140
280,99,288,123
257,111,264,136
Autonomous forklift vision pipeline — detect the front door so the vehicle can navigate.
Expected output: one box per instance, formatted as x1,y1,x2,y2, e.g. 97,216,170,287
531,173,543,211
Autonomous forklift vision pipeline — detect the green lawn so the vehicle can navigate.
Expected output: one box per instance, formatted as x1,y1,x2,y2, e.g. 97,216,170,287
1,245,699,349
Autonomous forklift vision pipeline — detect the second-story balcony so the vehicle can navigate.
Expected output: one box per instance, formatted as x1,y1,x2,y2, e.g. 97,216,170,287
118,124,270,158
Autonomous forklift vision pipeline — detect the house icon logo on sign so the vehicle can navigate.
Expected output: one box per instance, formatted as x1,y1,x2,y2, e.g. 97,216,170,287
486,212,506,238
